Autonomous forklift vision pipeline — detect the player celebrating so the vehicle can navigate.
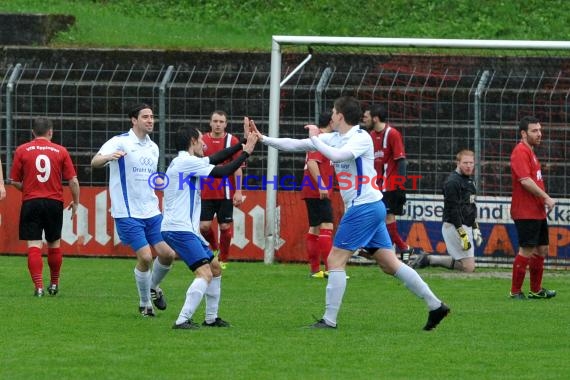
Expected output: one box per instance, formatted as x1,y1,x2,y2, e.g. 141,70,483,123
91,103,175,316
251,96,449,331
163,125,257,329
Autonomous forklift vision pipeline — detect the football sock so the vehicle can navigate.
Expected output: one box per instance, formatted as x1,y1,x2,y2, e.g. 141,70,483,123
134,267,152,307
394,264,441,310
323,270,347,327
219,227,232,262
47,247,63,286
511,254,529,294
306,233,320,273
150,257,172,289
204,276,222,324
318,228,333,271
427,255,454,269
387,221,408,252
27,246,43,290
176,277,208,325
202,226,219,251
529,254,545,293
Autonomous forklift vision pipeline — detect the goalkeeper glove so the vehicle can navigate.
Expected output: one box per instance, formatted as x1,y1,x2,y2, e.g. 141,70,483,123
456,226,472,251
472,222,483,247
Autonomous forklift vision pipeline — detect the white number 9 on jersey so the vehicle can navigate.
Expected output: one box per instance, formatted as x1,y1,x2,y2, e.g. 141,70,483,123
35,154,51,182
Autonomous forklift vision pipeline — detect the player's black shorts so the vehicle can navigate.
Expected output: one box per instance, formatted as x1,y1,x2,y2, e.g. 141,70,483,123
514,219,549,247
200,199,234,223
381,190,406,216
304,198,333,227
19,198,64,242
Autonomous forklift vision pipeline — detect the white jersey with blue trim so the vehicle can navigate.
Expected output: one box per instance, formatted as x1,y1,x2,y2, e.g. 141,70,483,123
98,129,160,218
319,125,382,209
161,151,215,241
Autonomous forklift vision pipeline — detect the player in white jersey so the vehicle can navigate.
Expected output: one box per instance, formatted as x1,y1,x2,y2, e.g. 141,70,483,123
251,96,450,331
163,124,257,329
91,103,175,317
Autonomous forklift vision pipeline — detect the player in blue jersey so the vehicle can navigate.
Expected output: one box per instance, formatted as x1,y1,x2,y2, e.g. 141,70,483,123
91,103,175,317
251,96,449,331
162,124,257,329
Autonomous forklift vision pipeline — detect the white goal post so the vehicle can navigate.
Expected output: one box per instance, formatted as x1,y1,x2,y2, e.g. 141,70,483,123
264,36,570,264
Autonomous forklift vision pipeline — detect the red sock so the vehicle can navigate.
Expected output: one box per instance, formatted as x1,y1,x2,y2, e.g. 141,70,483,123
529,255,545,293
318,229,333,271
48,247,63,286
306,233,320,273
27,247,43,290
202,226,219,251
387,221,407,251
219,227,232,262
511,254,529,294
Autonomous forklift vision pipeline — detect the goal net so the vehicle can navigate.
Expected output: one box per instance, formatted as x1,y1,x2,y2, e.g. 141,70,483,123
263,36,570,268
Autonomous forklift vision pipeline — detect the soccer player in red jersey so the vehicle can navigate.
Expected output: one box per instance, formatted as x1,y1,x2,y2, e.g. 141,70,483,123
199,111,244,268
362,104,414,263
301,112,335,278
9,118,80,297
509,116,556,300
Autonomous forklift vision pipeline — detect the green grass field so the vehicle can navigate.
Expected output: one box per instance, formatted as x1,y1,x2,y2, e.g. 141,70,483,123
1,255,568,380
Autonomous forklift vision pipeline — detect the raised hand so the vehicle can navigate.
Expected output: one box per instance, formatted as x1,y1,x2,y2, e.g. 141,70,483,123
243,132,258,155
248,118,264,140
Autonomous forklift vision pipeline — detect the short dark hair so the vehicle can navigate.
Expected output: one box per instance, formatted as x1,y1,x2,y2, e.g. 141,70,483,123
128,103,153,119
333,96,362,126
368,104,388,122
318,111,332,127
519,116,540,132
32,117,53,137
175,125,201,152
210,110,228,120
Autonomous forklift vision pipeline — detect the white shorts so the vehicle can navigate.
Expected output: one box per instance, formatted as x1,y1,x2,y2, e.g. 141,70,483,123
441,222,475,260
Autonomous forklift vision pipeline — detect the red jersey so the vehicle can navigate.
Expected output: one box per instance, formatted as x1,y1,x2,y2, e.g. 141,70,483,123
370,124,406,191
510,142,547,220
201,132,242,200
300,149,334,199
10,138,77,202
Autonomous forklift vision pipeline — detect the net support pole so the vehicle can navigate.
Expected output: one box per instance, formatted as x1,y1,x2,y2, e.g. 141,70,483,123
264,39,283,264
474,70,490,193
158,65,174,172
5,63,22,172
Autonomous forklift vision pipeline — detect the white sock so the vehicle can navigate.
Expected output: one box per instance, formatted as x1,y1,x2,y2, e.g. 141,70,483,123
150,258,172,290
134,268,152,307
323,270,347,327
176,277,208,325
204,276,222,323
394,264,442,310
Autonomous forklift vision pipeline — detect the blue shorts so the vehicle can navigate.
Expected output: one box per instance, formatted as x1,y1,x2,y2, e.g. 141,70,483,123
115,214,164,252
334,200,392,252
162,231,214,271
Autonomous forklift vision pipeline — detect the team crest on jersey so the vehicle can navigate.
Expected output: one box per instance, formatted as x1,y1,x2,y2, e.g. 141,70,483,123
139,156,154,166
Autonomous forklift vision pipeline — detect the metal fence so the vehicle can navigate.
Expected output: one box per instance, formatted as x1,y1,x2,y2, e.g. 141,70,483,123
1,54,569,198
